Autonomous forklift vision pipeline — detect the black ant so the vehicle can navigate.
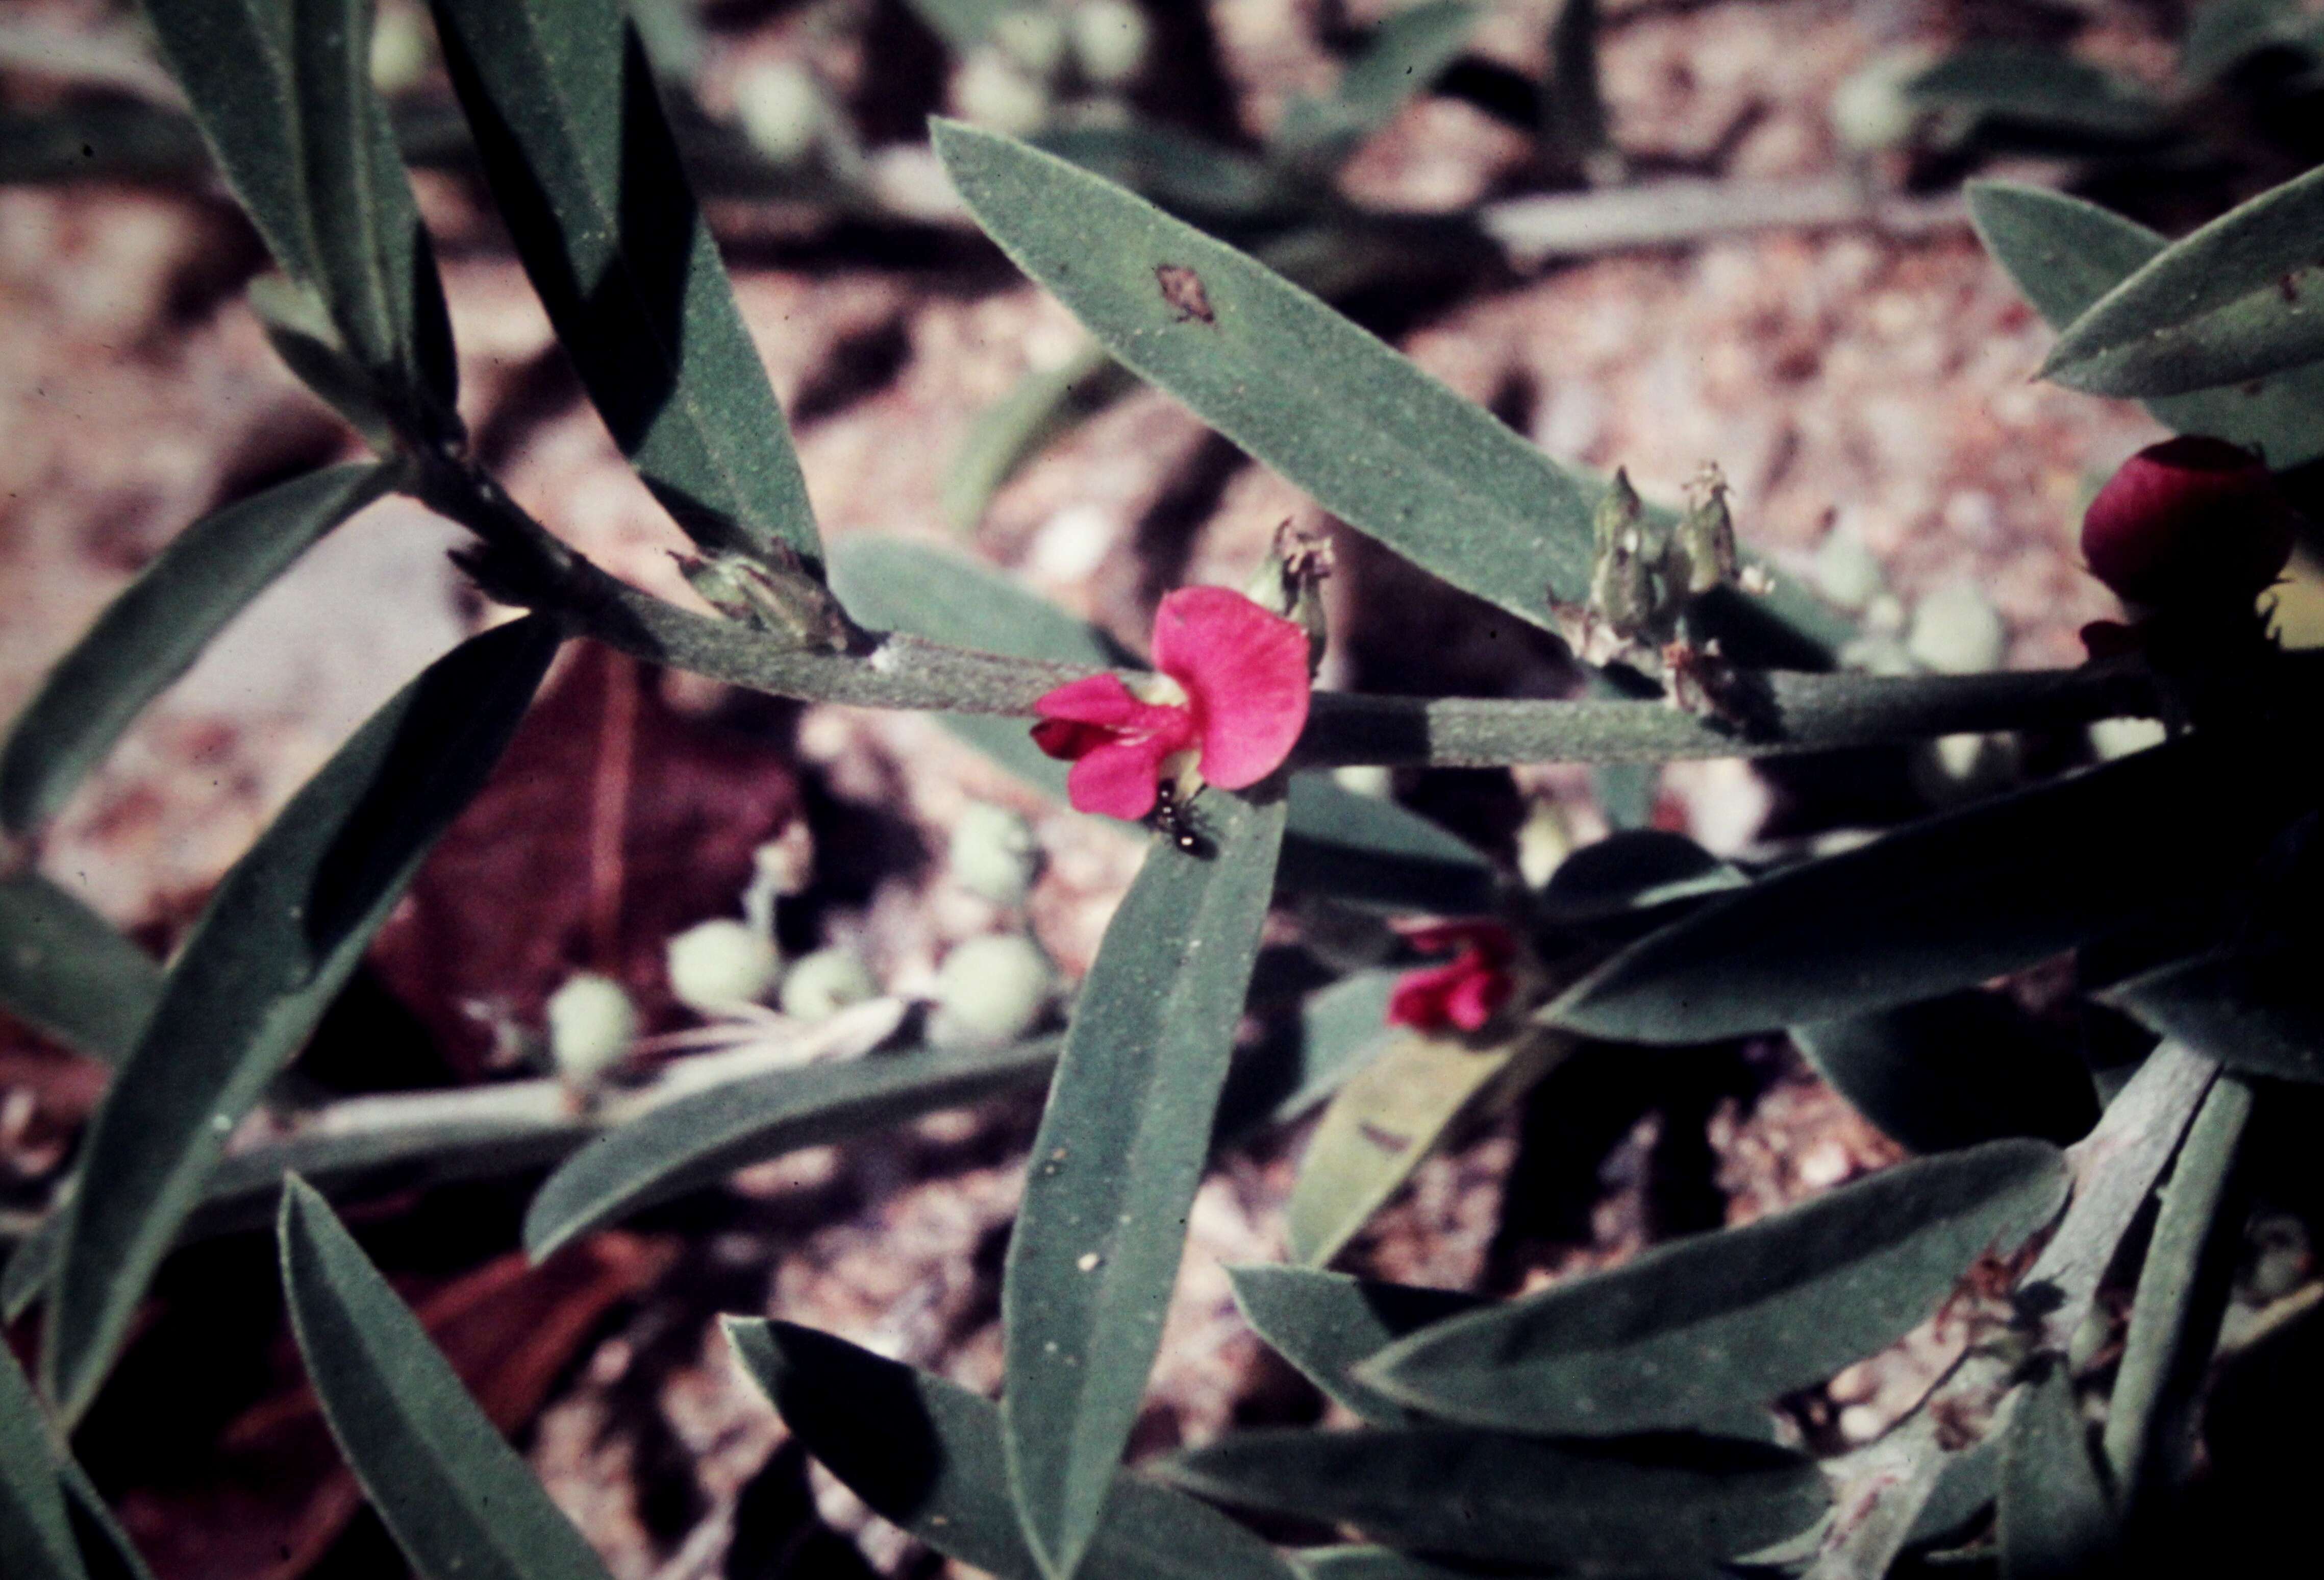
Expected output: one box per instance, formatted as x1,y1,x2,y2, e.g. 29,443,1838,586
1148,781,1213,857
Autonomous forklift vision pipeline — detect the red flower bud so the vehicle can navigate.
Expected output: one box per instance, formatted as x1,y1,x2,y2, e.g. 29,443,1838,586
2080,437,2298,609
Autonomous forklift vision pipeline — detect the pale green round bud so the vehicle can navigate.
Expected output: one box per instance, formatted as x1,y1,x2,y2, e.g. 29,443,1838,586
1071,0,1150,88
1829,49,1929,153
780,945,879,1022
929,934,1056,1048
955,47,1049,135
735,58,827,166
369,7,433,97
950,803,1043,907
545,972,636,1084
1905,580,2006,675
994,9,1068,78
666,919,781,1013
1813,529,1886,612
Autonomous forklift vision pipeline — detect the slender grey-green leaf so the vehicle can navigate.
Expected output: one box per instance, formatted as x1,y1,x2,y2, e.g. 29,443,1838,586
933,121,1597,617
137,1,313,287
1286,1030,1561,1270
945,343,1138,530
2102,950,2324,1082
728,1319,1296,1580
827,537,1494,913
1548,739,2253,1043
2102,1073,2254,1514
1359,1139,2067,1436
54,1455,154,1580
1997,1367,2116,1580
1292,1549,1586,1580
525,1037,1060,1260
1161,1427,1828,1569
1216,969,1405,1145
429,0,820,565
289,0,455,414
1534,828,1743,926
2040,162,2324,398
1275,3,1479,165
1968,182,2324,466
2181,0,2324,86
1905,46,2168,139
5,1109,595,1325
1792,992,2097,1154
42,618,559,1421
0,1341,85,1580
2,463,398,834
278,1178,615,1580
1228,1265,1487,1426
1004,791,1287,1580
1907,1440,1998,1551
1542,0,1610,170
0,876,160,1067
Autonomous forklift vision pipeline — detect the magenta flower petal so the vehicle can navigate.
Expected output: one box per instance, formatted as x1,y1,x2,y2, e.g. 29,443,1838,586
1065,732,1182,820
1152,586,1311,791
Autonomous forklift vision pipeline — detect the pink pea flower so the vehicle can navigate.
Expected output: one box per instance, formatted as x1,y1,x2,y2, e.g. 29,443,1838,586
1387,921,1518,1034
1030,586,1312,821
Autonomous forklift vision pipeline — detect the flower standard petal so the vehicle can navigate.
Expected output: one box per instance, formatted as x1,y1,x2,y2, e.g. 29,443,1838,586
1151,586,1311,790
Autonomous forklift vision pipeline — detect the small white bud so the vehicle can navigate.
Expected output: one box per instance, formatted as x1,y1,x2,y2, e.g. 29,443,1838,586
955,47,1049,136
994,10,1068,78
1071,0,1150,88
1905,580,2006,675
1813,529,1887,612
1911,731,2019,803
369,7,433,97
735,59,826,166
2088,717,2167,761
928,934,1056,1049
950,803,1043,907
666,919,781,1013
545,972,636,1085
1829,48,1932,154
780,945,878,1022
1517,799,1576,890
1331,764,1392,799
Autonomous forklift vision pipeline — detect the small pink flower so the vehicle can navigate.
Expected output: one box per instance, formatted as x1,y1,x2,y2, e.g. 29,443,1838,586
1031,586,1312,821
1387,921,1517,1034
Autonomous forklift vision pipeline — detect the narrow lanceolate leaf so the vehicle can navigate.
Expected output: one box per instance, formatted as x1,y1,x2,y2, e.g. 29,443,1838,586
2,463,398,834
1161,1428,1828,1570
1548,738,2255,1043
2040,162,2324,398
43,619,558,1421
278,1179,616,1580
0,1341,86,1580
1004,792,1287,1580
728,1320,1296,1580
1293,1548,1586,1580
1997,1368,2116,1580
1286,1030,1563,1269
1273,2,1479,164
944,343,1137,530
1904,46,2167,140
288,0,456,415
1791,992,2097,1154
138,1,314,288
826,538,1494,914
430,0,821,566
2102,951,2324,1082
524,1038,1060,1260
933,121,1597,617
0,876,160,1066
1359,1139,2068,1437
1967,182,2324,466
1215,969,1405,1144
1227,1266,1486,1426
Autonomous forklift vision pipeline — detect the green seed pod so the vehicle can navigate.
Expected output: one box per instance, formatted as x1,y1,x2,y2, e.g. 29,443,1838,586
545,972,636,1085
666,919,781,1013
780,945,879,1022
929,933,1056,1048
950,802,1043,907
